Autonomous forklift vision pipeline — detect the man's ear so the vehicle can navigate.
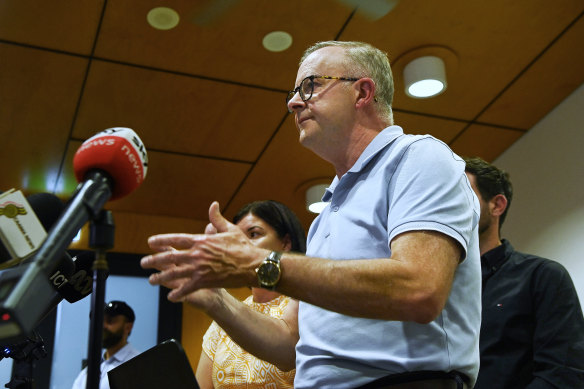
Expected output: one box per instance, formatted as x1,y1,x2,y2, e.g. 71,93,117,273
490,194,508,217
355,78,376,108
124,321,134,337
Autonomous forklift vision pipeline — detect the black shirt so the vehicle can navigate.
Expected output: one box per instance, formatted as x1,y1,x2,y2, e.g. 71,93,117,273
475,239,584,388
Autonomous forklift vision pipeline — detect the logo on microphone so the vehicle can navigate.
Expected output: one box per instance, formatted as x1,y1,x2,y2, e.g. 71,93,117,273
121,144,146,183
0,190,48,258
0,202,27,219
49,270,69,289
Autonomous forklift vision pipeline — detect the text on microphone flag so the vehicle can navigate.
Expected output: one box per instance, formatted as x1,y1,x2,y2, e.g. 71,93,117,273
73,127,148,200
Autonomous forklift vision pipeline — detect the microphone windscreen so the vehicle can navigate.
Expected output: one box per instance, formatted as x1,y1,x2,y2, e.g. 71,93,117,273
72,127,148,200
45,251,75,282
58,251,103,303
26,192,65,232
0,240,10,263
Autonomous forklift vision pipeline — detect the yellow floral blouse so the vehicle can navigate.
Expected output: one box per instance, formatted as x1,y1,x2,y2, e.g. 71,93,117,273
202,295,295,388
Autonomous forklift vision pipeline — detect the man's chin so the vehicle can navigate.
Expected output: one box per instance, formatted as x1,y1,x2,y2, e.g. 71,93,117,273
298,128,313,147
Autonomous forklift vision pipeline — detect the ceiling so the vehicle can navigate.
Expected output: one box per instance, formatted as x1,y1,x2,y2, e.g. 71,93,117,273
1,0,583,254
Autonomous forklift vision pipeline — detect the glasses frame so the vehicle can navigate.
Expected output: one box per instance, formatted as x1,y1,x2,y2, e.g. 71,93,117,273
286,75,361,112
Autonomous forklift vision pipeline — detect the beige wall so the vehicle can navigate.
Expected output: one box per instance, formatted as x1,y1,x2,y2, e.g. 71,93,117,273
495,82,584,303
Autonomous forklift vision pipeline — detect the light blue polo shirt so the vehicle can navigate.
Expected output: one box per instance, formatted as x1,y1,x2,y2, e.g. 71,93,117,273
295,126,481,389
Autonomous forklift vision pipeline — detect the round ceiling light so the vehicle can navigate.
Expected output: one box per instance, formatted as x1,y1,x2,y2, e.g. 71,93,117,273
147,7,180,30
262,31,293,52
403,56,447,98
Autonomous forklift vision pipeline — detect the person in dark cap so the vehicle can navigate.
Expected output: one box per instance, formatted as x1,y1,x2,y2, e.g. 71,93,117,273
72,300,141,389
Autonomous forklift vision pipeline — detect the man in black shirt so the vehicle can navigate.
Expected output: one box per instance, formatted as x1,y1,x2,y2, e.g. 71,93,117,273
464,157,584,388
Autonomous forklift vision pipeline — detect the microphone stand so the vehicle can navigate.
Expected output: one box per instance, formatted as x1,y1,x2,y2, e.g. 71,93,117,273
3,331,47,389
85,210,114,389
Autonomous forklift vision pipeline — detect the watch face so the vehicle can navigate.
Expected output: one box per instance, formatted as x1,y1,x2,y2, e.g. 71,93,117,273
258,261,280,286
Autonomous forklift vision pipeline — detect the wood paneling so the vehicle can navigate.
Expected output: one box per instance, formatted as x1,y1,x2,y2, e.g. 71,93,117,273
450,124,525,162
0,0,103,54
0,0,582,364
478,14,584,129
0,44,87,193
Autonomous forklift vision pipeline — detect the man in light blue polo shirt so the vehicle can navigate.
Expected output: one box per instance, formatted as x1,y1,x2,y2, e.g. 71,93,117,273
142,40,481,389
294,126,481,388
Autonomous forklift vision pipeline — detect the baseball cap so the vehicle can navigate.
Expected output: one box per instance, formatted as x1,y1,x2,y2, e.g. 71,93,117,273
104,300,135,323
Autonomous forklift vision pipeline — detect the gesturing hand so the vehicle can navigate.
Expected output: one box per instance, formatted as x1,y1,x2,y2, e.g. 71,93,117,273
140,201,267,302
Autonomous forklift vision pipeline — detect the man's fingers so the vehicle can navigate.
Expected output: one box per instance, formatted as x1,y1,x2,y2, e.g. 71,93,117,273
205,223,217,235
147,260,194,286
208,201,237,233
168,281,197,302
147,233,201,251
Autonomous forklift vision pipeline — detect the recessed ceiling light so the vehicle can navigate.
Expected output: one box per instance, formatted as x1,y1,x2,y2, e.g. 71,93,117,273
147,7,180,30
403,56,447,98
262,31,293,52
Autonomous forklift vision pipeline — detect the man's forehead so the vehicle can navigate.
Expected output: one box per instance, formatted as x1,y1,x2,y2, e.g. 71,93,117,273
296,46,346,82
104,313,124,321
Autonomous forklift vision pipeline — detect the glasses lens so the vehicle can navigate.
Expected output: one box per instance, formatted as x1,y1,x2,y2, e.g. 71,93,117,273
300,77,314,101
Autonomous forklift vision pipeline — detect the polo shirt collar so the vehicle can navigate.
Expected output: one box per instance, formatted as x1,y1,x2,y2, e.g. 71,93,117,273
325,125,403,202
348,125,404,174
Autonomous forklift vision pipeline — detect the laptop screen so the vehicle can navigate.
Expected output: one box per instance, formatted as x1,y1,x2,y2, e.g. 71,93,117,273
108,339,200,389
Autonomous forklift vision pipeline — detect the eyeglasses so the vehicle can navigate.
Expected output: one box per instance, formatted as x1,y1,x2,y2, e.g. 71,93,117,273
286,75,361,112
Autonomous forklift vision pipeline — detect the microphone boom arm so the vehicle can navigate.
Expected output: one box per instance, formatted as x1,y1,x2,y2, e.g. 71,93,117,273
0,171,113,342
35,170,113,275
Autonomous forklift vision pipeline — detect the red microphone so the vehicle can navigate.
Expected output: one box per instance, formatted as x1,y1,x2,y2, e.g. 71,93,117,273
33,127,148,275
73,127,148,200
0,129,148,341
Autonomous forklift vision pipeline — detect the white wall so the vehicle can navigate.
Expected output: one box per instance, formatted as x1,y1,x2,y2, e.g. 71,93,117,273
495,82,584,303
50,275,159,389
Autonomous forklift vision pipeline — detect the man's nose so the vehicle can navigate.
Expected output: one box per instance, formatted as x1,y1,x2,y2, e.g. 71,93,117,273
287,91,305,113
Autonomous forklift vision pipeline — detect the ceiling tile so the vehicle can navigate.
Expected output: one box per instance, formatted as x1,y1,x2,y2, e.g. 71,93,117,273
94,0,353,89
0,44,88,193
340,0,584,122
56,141,252,221
450,124,526,162
73,60,289,161
478,14,584,129
0,0,103,54
393,110,468,144
225,119,335,231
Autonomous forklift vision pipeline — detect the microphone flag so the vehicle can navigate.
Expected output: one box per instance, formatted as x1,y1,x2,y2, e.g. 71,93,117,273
0,190,47,260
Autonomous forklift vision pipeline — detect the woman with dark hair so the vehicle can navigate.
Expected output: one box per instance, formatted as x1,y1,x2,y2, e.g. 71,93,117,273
191,200,306,389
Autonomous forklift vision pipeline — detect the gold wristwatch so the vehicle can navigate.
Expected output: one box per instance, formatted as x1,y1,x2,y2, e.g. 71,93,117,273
255,251,282,290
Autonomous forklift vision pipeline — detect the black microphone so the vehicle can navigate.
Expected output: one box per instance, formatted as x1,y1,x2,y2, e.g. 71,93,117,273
33,251,105,329
52,252,98,303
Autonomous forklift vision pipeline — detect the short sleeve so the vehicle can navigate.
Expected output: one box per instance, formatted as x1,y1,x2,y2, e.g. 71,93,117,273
387,137,478,258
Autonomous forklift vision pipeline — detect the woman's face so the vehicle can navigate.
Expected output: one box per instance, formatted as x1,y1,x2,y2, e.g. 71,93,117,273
236,212,289,252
